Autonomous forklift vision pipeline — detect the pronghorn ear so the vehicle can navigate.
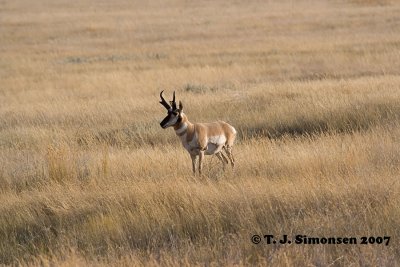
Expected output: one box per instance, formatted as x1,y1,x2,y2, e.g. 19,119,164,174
179,101,183,112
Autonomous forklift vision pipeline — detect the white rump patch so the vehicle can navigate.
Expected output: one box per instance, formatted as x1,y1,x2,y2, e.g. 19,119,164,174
230,125,237,135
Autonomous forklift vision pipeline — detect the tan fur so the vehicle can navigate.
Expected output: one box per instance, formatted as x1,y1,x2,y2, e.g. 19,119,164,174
173,113,236,175
161,92,236,175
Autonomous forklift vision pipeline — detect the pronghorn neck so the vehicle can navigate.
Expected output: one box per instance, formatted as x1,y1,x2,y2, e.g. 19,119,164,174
174,113,192,136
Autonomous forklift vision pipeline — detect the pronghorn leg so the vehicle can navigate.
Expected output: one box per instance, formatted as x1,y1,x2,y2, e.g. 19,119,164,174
190,154,197,175
198,150,205,175
220,151,229,164
216,152,228,171
224,146,235,168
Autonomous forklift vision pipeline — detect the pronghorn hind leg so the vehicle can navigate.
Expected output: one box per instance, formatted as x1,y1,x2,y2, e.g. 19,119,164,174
216,152,228,171
220,151,229,164
224,145,235,168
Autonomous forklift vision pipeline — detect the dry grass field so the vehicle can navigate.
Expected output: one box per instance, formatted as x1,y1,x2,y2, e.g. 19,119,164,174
1,0,400,266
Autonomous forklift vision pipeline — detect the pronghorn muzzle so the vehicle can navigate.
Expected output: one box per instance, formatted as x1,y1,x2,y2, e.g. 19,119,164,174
160,114,173,129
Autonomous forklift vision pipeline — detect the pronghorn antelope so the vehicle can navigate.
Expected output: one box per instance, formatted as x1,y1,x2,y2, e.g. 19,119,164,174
159,91,236,175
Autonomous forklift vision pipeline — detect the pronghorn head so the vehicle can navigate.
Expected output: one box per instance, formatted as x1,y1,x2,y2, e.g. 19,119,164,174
159,90,183,129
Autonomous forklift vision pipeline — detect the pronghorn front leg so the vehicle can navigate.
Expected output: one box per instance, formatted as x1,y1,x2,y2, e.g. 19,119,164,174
198,150,205,175
190,154,197,175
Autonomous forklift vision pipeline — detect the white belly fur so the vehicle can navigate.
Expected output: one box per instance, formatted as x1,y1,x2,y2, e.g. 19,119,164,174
205,143,224,155
180,134,226,155
208,135,226,145
205,135,226,155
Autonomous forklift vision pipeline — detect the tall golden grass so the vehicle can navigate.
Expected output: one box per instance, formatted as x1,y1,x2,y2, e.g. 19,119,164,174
1,0,400,265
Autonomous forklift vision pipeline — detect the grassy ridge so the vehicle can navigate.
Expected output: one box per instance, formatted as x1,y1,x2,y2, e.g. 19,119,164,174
1,0,400,265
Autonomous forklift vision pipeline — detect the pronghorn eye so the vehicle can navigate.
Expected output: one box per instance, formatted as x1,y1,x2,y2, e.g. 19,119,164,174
173,111,178,116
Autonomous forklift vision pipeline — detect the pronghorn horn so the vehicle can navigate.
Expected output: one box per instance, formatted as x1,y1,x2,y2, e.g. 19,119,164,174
159,90,171,110
170,91,177,110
